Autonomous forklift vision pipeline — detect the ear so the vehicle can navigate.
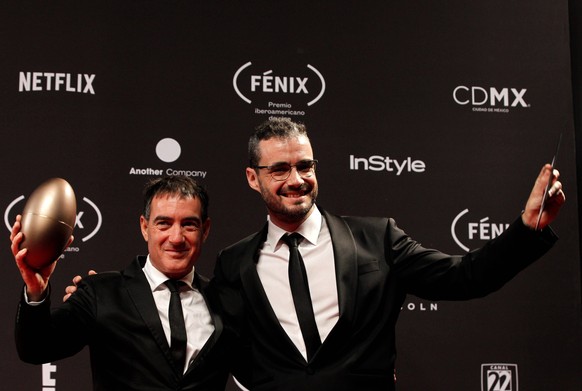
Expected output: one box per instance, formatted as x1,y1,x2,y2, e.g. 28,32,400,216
201,218,211,243
246,167,261,193
140,215,149,241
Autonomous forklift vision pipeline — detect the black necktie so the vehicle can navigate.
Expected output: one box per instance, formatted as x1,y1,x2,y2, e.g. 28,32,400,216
282,233,321,361
165,279,187,371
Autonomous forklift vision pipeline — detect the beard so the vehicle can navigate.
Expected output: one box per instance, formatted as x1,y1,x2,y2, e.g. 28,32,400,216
258,181,318,225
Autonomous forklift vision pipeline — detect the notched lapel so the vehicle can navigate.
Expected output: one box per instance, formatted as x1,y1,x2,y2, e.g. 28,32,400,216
322,209,358,324
124,257,178,374
186,273,223,374
239,225,307,361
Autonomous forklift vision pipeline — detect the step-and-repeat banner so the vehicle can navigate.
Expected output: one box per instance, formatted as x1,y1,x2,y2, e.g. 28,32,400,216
1,2,580,390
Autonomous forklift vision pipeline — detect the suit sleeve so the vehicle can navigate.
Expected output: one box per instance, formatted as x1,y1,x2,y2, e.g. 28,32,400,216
15,281,95,364
389,216,558,300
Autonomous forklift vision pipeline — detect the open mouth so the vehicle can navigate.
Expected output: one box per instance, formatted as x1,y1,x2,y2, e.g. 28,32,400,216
280,187,310,198
283,192,306,198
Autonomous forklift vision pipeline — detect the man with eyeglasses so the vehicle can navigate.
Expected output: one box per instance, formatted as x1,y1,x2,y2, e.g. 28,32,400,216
212,117,565,391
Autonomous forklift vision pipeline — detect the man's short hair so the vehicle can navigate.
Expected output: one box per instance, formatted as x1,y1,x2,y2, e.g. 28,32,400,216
142,176,209,221
249,117,308,167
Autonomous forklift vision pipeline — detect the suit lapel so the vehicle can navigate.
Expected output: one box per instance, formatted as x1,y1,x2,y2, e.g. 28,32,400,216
239,224,305,360
185,273,223,374
241,211,360,362
321,208,358,326
123,257,179,375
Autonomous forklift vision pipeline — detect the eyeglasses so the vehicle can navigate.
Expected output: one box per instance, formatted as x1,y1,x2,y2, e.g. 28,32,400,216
253,159,318,181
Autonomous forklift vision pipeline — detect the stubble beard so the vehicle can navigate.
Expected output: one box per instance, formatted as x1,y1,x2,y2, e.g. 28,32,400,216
260,183,318,225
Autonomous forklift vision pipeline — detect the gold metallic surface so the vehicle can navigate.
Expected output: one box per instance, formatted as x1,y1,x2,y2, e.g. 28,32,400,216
20,178,77,269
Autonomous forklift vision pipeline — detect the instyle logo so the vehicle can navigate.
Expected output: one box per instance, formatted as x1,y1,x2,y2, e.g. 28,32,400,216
453,85,529,113
4,193,103,254
19,72,96,94
129,138,208,178
481,363,518,391
349,155,426,174
451,209,509,251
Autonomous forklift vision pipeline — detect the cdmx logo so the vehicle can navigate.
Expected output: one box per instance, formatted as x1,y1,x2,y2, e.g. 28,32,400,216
453,86,529,107
451,209,509,252
4,195,102,243
481,363,518,391
233,62,326,106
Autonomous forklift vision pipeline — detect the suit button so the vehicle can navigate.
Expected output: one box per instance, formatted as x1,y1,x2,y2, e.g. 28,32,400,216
306,366,315,375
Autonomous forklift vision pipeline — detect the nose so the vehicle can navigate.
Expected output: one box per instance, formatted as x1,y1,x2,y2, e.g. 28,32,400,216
168,225,185,244
285,166,305,186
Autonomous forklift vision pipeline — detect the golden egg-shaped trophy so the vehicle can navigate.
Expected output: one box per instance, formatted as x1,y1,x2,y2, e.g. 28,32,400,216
19,178,77,269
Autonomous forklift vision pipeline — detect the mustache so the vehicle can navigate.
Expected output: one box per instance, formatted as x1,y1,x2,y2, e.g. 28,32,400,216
280,183,312,193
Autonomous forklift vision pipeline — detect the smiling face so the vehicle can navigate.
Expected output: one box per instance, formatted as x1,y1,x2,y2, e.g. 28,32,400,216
140,194,210,279
246,135,318,232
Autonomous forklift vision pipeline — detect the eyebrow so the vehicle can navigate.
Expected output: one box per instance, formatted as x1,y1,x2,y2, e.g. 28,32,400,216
267,159,314,166
153,215,202,223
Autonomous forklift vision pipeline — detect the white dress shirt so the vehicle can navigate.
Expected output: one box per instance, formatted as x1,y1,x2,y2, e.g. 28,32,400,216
256,207,339,361
143,256,214,373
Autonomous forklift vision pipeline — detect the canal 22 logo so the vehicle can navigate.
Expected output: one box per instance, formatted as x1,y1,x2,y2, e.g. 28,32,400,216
481,364,518,391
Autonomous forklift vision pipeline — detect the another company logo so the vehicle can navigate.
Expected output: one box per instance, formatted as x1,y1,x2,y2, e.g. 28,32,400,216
349,155,426,174
4,194,103,245
453,86,529,113
481,363,518,391
129,138,207,178
451,209,509,251
156,138,181,163
19,72,96,94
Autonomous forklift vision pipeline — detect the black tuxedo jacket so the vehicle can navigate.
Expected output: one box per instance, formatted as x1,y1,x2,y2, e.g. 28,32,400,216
213,207,557,391
15,256,231,391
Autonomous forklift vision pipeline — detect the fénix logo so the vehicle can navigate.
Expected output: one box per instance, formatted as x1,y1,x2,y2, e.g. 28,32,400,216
481,364,518,391
19,71,96,94
233,62,326,106
451,209,509,251
4,194,103,250
349,155,426,174
453,86,529,111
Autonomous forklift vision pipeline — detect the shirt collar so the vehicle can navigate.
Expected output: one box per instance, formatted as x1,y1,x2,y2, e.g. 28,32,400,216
143,255,195,292
266,206,322,250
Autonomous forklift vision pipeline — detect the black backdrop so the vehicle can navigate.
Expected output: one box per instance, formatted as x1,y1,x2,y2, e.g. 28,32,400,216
1,2,580,390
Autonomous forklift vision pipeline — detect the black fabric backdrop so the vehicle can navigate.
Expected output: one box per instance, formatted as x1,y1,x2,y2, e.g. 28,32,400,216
1,2,580,390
